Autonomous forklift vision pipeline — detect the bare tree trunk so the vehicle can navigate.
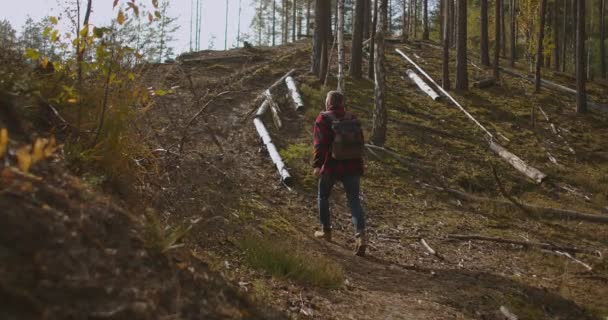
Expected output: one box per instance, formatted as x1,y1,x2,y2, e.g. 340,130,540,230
494,0,501,79
552,2,559,70
364,0,372,38
422,0,429,40
312,0,331,81
455,0,468,91
402,0,408,41
273,0,277,46
307,0,312,35
442,0,451,90
293,0,297,41
371,0,388,146
601,0,606,79
480,0,490,66
534,0,547,93
561,0,567,72
337,0,345,92
388,0,392,34
576,0,587,113
351,0,365,78
237,0,243,47
224,0,229,50
449,0,455,47
501,0,506,57
369,0,379,79
413,0,418,38
77,0,92,132
439,0,444,41
510,0,516,67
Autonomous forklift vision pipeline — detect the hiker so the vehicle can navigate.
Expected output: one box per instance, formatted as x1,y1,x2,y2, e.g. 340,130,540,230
313,90,367,256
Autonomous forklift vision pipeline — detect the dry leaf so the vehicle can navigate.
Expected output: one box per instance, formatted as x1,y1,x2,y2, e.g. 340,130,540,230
16,146,33,173
0,128,7,158
117,10,126,25
32,138,47,163
44,137,57,157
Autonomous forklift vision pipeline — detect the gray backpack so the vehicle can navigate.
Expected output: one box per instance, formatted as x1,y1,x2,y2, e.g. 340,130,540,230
322,111,364,160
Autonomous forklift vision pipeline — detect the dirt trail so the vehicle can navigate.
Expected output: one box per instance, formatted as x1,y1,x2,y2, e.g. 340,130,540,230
145,42,607,319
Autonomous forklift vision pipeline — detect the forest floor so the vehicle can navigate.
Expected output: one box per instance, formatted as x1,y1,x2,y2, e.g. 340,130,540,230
2,39,607,319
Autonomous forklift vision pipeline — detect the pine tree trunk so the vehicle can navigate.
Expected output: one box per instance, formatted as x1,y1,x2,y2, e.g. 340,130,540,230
337,0,346,92
402,0,408,41
307,0,312,36
494,0,501,79
364,0,371,38
439,0,444,42
501,0,506,57
561,0,567,72
413,0,418,38
293,0,297,41
351,0,365,78
371,0,388,146
455,0,468,90
312,0,331,81
510,0,516,67
576,0,587,113
369,0,379,79
388,0,392,34
442,0,451,90
480,0,490,66
553,3,559,70
449,0,455,47
273,0,277,46
423,0,429,40
600,0,606,79
534,0,547,92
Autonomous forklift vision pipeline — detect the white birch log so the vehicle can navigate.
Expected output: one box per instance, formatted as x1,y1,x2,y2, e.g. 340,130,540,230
285,76,305,112
405,69,440,101
490,141,547,184
255,99,270,118
263,90,282,129
253,117,292,183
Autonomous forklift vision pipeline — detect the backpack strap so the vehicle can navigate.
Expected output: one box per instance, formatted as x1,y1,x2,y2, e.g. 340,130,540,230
321,111,338,122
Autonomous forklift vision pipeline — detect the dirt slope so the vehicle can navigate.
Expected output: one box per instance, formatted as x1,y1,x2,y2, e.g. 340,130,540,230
139,40,607,320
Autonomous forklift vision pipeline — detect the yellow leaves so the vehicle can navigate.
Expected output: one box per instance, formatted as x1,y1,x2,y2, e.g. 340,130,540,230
117,10,126,25
25,48,41,61
0,129,7,158
13,137,59,173
41,57,50,69
49,16,58,25
16,146,33,173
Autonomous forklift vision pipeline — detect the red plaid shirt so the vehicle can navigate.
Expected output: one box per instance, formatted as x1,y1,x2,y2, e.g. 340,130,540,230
313,106,364,176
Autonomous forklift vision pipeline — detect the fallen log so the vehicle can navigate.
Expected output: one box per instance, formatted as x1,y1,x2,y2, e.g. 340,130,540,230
253,114,292,184
396,49,547,183
263,90,282,129
552,71,576,81
446,234,601,256
473,78,496,89
285,76,305,112
500,67,608,113
489,141,547,184
404,69,440,101
428,184,608,224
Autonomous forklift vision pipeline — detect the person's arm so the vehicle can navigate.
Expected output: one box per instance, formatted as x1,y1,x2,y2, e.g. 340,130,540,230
313,114,331,168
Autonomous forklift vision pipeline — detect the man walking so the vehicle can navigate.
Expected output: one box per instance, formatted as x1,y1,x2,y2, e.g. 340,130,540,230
313,91,367,256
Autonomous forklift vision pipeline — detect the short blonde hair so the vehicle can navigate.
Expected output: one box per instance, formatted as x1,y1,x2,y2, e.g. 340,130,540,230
325,90,345,109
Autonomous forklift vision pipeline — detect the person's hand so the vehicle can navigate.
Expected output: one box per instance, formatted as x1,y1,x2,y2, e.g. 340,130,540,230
313,167,321,176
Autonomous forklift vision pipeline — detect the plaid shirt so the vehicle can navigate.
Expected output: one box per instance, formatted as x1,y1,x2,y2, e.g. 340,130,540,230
313,106,364,176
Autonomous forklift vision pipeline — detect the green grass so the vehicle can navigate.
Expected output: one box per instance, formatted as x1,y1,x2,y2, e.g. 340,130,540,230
240,236,344,288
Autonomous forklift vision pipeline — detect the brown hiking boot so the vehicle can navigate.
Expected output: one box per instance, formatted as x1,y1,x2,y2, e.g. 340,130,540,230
314,228,332,242
355,232,367,257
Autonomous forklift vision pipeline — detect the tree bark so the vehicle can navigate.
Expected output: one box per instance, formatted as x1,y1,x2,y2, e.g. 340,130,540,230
293,0,297,41
337,0,345,92
576,0,586,113
553,2,559,71
369,0,379,79
351,0,365,78
422,0,429,40
494,0,501,79
402,0,408,41
501,0,506,57
480,0,490,66
312,0,331,81
306,0,311,36
273,0,277,46
439,0,444,41
364,0,372,38
455,0,468,91
442,0,451,89
534,0,547,93
371,0,388,146
510,0,516,67
601,0,606,79
561,0,566,72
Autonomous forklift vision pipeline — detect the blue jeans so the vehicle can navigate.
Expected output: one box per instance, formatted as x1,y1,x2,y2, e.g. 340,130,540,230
318,174,366,233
